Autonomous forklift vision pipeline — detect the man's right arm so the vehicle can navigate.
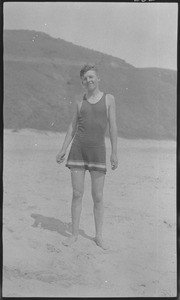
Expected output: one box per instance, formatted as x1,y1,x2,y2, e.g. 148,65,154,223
56,102,78,163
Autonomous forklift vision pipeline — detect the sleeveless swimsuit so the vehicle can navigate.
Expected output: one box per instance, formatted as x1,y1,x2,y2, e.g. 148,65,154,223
66,93,108,174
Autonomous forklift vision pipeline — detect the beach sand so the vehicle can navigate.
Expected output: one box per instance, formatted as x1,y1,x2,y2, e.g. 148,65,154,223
3,129,177,297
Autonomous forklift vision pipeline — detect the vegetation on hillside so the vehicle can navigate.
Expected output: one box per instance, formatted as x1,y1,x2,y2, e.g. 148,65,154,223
4,30,177,139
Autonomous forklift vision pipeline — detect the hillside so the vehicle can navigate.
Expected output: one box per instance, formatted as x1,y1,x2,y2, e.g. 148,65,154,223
3,29,177,139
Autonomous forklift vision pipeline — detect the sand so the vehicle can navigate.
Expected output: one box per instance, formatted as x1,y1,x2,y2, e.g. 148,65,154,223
3,129,177,297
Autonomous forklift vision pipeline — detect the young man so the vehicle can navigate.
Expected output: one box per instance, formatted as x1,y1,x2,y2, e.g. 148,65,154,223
56,64,118,249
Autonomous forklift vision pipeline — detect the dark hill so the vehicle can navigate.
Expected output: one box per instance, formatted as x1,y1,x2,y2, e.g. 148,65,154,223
4,29,176,139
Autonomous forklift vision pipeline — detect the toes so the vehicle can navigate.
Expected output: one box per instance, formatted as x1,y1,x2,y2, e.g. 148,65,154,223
94,238,109,250
62,236,77,247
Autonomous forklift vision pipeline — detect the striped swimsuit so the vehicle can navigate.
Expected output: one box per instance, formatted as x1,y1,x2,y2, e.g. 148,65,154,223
66,93,108,174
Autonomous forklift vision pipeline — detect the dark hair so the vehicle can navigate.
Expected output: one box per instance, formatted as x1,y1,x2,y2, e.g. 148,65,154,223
80,64,98,78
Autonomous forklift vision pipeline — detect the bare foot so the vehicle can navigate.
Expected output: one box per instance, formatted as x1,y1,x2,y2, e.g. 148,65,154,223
62,235,78,247
94,237,109,250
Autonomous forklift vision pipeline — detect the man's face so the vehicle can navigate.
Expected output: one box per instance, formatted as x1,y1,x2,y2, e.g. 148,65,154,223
81,70,100,91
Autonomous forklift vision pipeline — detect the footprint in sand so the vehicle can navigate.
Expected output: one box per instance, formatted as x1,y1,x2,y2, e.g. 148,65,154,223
6,226,14,233
46,243,61,253
27,205,37,210
163,220,172,228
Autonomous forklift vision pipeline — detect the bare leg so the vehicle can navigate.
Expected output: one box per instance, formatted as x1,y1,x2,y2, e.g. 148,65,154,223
62,169,85,246
90,171,108,250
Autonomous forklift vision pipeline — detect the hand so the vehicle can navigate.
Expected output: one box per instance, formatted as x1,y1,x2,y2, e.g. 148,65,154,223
110,153,118,170
56,150,66,164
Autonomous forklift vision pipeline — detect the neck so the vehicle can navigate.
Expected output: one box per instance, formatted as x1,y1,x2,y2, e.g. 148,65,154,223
86,88,101,98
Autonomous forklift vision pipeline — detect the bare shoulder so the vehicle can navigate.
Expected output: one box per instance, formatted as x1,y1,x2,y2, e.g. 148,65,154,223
75,98,83,113
105,94,115,107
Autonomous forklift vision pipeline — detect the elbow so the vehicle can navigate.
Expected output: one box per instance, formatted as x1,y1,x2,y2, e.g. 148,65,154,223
71,124,77,138
71,129,76,138
109,124,118,136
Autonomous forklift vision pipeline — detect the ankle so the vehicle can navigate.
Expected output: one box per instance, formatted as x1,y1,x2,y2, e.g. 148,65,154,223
71,234,78,239
95,235,103,240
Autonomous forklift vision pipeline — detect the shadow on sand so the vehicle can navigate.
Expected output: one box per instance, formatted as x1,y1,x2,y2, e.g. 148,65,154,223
31,213,94,241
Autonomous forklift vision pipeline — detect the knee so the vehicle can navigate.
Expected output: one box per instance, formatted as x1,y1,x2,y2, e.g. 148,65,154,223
73,188,84,201
92,191,103,204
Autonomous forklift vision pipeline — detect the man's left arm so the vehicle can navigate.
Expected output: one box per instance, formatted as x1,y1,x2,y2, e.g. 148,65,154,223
107,94,118,170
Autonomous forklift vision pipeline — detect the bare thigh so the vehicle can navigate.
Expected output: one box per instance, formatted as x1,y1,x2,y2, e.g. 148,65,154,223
90,171,105,197
70,168,86,195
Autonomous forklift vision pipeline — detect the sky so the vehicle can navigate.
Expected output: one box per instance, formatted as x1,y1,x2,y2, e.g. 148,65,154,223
4,2,178,70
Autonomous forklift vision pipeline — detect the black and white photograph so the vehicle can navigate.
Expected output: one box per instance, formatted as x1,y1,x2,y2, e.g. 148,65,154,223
3,1,177,297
